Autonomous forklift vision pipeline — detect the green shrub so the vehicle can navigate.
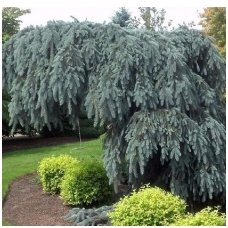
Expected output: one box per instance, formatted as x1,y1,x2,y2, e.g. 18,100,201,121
108,186,187,226
172,207,226,226
38,155,79,194
60,160,113,205
79,127,101,138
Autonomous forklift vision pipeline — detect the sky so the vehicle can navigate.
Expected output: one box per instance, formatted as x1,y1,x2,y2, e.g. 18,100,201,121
3,0,226,30
19,7,204,30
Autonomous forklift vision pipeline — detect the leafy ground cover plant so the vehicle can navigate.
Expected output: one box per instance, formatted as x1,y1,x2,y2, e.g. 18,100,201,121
60,160,113,205
38,154,79,194
108,185,187,226
171,206,226,226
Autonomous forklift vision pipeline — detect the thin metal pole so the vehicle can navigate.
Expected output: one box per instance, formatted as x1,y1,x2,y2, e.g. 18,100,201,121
77,117,82,148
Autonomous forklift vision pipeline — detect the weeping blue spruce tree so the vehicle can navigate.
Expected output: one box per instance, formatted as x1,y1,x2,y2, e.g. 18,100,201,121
3,21,225,205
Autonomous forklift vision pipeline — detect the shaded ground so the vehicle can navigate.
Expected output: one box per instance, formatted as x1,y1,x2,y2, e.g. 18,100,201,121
2,135,81,152
2,173,73,226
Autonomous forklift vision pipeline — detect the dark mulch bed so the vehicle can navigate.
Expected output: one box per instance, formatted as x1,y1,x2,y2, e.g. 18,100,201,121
2,136,82,153
2,173,73,226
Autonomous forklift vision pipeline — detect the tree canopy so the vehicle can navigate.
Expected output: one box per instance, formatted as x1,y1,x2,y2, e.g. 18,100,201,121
112,7,172,31
200,7,226,57
2,7,31,43
111,7,131,27
138,7,166,31
3,21,226,204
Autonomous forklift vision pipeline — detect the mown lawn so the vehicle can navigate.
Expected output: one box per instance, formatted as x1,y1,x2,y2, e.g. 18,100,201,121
2,139,103,198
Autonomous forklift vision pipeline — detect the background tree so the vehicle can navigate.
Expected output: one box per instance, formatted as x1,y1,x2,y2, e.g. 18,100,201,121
111,7,172,31
3,21,225,208
2,7,30,136
111,7,131,27
127,7,172,31
2,7,31,43
139,7,166,31
200,7,226,57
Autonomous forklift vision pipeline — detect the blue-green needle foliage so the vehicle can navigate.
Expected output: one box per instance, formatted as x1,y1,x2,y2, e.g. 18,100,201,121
3,21,225,202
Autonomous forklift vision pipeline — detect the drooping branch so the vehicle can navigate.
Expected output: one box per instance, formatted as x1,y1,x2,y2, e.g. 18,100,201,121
3,21,226,203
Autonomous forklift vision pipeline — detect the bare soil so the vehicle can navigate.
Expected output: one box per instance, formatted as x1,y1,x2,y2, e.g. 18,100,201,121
2,173,73,226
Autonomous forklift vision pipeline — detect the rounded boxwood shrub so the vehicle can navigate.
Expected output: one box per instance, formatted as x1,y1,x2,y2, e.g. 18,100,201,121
60,160,113,205
172,207,226,226
38,155,79,194
108,186,187,226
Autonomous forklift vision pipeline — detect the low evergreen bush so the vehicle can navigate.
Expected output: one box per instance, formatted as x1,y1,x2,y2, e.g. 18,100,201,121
172,207,226,226
108,186,187,226
64,206,113,226
60,160,112,205
38,155,79,194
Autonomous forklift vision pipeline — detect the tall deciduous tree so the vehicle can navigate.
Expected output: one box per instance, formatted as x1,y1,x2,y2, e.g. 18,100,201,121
3,21,225,205
139,7,166,31
128,7,172,31
200,7,226,57
2,7,31,43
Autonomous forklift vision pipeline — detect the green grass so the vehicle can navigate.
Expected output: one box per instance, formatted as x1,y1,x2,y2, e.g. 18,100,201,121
2,219,14,226
2,139,103,198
